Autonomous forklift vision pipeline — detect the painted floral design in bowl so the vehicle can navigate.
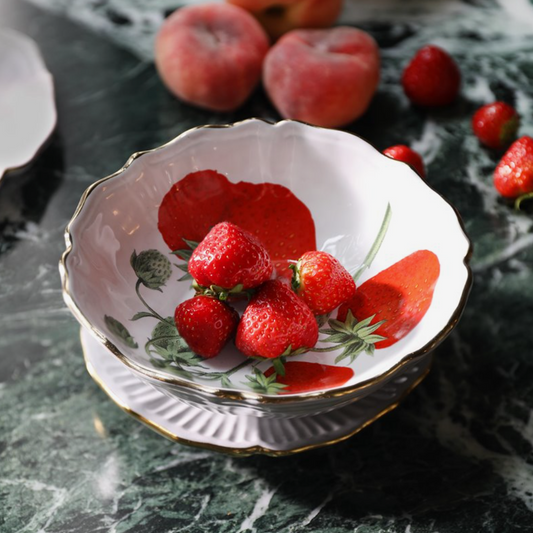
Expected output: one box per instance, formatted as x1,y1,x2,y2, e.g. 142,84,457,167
60,119,472,418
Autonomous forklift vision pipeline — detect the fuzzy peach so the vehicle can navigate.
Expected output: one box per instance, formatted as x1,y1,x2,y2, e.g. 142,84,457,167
155,3,269,112
227,0,343,40
263,27,380,128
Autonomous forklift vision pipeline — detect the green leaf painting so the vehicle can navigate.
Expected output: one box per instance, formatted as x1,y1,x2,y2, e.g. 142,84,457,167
104,315,138,349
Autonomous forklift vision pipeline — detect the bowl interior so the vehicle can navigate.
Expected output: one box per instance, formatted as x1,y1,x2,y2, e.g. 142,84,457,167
63,119,471,398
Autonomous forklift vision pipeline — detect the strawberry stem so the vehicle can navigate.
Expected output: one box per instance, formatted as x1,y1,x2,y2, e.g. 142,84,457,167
353,203,392,284
171,240,198,282
514,192,533,211
193,281,252,301
289,262,301,292
312,312,387,364
272,356,286,376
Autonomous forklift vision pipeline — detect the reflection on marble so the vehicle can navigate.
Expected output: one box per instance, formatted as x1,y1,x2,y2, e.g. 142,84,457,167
1,0,533,531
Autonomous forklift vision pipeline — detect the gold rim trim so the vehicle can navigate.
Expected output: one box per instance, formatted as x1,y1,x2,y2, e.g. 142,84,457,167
60,118,473,406
82,328,432,457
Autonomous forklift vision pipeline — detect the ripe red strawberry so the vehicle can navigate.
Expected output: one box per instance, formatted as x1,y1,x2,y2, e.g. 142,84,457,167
264,361,354,394
402,45,460,107
494,136,533,199
383,145,426,178
174,295,239,358
188,221,273,292
236,280,319,359
472,102,519,150
291,251,356,315
157,169,316,279
337,250,440,348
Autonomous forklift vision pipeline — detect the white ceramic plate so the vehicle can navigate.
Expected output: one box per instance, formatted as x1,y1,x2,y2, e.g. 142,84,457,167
0,29,56,180
81,326,432,455
61,119,472,418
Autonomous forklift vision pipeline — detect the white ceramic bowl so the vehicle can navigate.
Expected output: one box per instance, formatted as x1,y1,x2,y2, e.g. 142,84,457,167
60,119,472,418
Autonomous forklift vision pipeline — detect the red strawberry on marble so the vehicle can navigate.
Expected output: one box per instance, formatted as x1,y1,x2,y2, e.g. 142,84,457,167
174,295,239,358
383,145,426,178
337,250,440,349
493,136,533,201
236,280,319,359
188,222,273,295
402,45,461,107
291,251,356,315
158,169,316,279
264,361,354,394
472,102,519,150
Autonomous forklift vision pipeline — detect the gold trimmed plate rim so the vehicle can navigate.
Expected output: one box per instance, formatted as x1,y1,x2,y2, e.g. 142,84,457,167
81,327,433,457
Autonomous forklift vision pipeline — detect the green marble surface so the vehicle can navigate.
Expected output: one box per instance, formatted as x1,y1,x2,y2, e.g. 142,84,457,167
1,0,533,531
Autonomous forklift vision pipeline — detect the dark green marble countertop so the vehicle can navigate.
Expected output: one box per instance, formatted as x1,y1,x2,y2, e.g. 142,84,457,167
2,0,533,531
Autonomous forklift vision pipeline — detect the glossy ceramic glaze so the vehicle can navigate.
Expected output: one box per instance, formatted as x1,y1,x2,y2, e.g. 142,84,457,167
5,0,533,528
0,29,56,179
61,119,472,417
81,326,433,455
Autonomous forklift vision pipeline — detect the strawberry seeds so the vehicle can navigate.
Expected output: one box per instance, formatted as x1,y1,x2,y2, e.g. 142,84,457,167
171,212,441,371
155,170,442,394
174,221,332,360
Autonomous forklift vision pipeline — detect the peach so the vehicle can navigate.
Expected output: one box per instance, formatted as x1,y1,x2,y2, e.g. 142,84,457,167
227,0,343,40
263,27,380,128
155,3,269,112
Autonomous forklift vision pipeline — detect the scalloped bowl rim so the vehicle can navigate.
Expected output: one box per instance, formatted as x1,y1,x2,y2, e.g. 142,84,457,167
60,118,473,405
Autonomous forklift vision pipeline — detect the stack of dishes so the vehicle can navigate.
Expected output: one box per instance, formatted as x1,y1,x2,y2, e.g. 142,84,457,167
60,119,472,456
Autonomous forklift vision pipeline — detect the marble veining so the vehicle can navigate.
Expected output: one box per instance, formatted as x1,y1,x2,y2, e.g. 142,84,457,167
1,0,533,531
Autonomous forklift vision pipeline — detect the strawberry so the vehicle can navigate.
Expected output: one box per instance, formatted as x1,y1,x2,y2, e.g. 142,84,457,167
188,221,273,294
174,295,239,358
264,361,353,394
472,102,519,150
494,136,533,199
236,280,319,359
336,250,440,349
158,169,316,279
290,251,356,315
383,145,426,178
402,45,460,107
